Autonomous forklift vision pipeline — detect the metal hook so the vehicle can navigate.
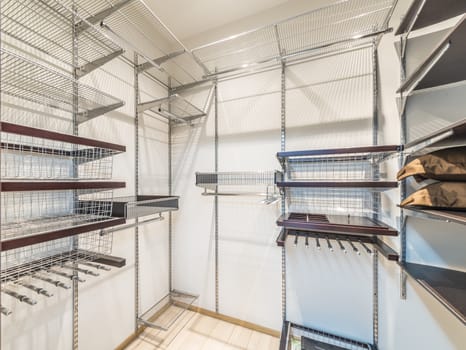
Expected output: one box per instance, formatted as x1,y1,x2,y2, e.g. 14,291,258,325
2,288,37,306
61,264,99,277
336,237,347,254
1,306,12,316
15,280,53,297
305,235,309,248
358,240,372,254
315,236,321,250
293,234,298,247
46,269,86,283
347,239,360,255
325,237,333,252
79,261,111,271
32,274,70,290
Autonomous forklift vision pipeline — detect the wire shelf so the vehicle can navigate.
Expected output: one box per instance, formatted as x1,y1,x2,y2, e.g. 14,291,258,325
281,322,373,350
1,122,124,180
1,0,123,72
138,94,206,124
0,188,126,251
192,0,396,76
71,0,205,87
195,171,280,203
138,290,198,331
0,48,124,124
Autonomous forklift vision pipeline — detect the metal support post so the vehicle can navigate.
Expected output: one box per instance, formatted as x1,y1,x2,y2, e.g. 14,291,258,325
134,53,140,330
214,78,219,313
168,79,173,293
280,61,287,321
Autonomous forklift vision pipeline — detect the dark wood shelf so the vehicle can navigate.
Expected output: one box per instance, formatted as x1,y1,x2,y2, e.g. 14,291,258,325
276,229,399,261
1,217,126,252
402,263,466,325
277,145,401,159
403,207,466,226
276,180,398,190
277,213,398,237
1,181,126,192
1,121,126,152
396,0,466,35
111,195,179,218
398,16,466,94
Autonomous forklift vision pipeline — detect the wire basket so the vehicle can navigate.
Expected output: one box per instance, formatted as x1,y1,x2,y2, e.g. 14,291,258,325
1,230,113,284
1,129,117,180
1,189,114,242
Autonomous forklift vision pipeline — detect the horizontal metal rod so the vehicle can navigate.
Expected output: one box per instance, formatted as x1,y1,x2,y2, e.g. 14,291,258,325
2,288,37,305
46,269,85,283
61,265,99,277
31,274,70,289
100,214,164,234
79,261,111,271
15,281,53,297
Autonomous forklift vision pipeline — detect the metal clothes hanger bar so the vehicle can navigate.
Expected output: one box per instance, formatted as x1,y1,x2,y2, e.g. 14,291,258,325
2,288,37,306
31,274,70,290
15,280,53,297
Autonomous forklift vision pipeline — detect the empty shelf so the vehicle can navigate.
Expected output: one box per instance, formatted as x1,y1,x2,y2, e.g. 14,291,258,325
137,94,205,124
1,0,123,74
404,118,466,157
276,180,398,191
402,263,466,325
403,207,466,226
192,0,396,76
398,16,466,94
280,321,373,350
138,290,198,331
111,195,179,219
1,216,126,252
396,0,466,35
276,229,399,261
277,213,398,237
277,145,401,160
1,48,124,124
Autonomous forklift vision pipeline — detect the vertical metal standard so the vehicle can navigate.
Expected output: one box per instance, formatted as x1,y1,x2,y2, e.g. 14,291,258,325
371,43,379,347
399,35,408,300
280,61,287,321
134,53,140,330
214,78,219,313
71,3,79,349
168,78,173,294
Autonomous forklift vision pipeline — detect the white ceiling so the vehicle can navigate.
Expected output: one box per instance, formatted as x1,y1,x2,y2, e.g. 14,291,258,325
144,0,292,39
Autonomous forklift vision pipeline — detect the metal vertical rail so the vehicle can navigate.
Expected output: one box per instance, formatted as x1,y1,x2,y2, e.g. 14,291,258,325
71,3,79,349
214,78,219,313
0,0,3,345
133,53,140,330
280,61,287,321
371,43,379,347
399,35,408,300
168,78,173,294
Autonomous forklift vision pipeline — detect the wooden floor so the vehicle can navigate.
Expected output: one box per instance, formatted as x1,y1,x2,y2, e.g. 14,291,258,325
126,306,279,350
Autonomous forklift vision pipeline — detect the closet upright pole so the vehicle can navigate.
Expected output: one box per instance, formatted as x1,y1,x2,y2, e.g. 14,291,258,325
280,60,287,321
214,78,219,313
134,52,140,332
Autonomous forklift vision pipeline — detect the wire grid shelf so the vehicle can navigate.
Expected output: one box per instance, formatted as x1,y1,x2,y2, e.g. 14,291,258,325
1,189,114,242
72,0,204,86
285,188,376,217
1,230,113,284
0,48,123,120
1,0,122,69
138,94,206,124
196,171,279,187
285,323,372,350
1,131,119,180
192,0,395,75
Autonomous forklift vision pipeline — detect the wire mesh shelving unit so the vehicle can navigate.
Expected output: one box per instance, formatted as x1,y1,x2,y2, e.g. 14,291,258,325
138,94,206,124
0,48,124,125
280,321,375,350
192,0,397,77
195,171,280,204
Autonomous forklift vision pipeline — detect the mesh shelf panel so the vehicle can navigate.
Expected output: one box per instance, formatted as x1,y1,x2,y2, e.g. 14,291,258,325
192,0,395,74
139,94,206,123
1,231,113,283
1,189,114,242
1,131,119,180
1,0,122,68
0,48,123,117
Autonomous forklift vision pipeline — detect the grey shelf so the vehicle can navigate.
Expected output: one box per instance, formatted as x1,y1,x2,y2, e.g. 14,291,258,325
402,207,466,226
137,290,198,331
401,263,466,325
396,0,466,36
111,196,179,219
397,15,466,95
137,94,206,124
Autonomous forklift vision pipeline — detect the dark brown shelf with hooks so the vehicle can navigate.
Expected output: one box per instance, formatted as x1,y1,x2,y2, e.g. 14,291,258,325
277,213,398,237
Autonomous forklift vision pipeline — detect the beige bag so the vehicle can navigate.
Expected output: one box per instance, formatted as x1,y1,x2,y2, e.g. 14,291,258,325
397,147,466,182
400,182,466,208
